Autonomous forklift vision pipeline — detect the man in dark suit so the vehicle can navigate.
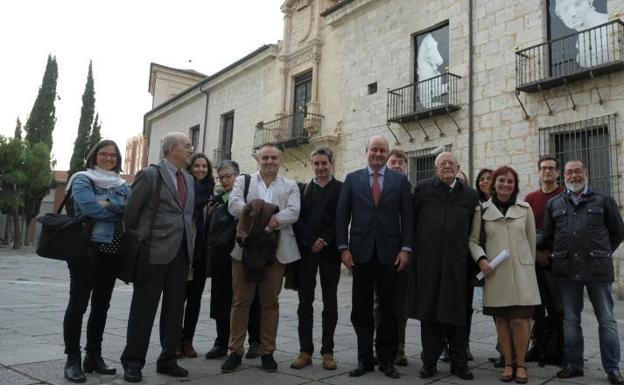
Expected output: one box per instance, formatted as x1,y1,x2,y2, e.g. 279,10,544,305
291,147,343,371
336,135,413,379
120,132,195,382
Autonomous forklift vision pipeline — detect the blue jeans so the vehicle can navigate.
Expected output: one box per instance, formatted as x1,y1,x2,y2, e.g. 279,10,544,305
559,281,621,372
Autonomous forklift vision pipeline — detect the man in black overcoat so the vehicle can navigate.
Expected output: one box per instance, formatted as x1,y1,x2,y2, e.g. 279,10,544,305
410,151,479,380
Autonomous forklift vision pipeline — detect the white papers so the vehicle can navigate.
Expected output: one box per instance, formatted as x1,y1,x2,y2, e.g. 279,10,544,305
476,249,511,280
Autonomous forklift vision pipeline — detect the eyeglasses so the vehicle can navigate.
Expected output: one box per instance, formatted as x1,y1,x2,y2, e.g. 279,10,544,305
218,173,235,181
564,168,584,176
97,151,117,159
539,166,557,172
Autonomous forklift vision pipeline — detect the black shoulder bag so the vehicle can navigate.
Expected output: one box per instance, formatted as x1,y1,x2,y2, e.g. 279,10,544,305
36,179,96,261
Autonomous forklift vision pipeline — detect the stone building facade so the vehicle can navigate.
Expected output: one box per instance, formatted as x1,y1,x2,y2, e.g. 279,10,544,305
143,0,624,296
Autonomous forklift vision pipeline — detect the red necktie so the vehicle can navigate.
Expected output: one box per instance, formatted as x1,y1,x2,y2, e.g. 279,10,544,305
372,172,381,206
176,171,187,208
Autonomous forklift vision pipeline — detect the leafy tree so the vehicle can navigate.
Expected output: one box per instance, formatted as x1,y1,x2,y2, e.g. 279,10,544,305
24,54,58,149
69,61,96,178
0,136,52,248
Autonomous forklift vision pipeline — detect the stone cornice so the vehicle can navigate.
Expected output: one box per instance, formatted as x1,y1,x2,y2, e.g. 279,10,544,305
324,0,390,27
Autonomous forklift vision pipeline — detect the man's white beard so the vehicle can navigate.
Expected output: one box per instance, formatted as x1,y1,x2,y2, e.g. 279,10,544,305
566,181,586,193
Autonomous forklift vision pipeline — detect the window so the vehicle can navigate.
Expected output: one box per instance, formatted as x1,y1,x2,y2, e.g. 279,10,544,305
189,125,200,152
368,82,378,95
406,145,452,185
415,23,450,110
547,0,608,75
217,112,234,163
293,71,313,137
538,114,619,202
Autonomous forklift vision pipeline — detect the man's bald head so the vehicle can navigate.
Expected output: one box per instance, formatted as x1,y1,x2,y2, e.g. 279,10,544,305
366,135,390,171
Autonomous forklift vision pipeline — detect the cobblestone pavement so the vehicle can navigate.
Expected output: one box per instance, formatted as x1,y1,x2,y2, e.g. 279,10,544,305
0,247,622,385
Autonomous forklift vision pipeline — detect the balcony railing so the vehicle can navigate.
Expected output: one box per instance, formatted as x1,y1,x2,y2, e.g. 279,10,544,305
212,147,231,166
253,111,323,150
387,73,461,123
516,20,624,92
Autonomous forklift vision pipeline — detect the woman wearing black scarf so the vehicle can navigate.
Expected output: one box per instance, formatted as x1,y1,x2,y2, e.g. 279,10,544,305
178,153,215,358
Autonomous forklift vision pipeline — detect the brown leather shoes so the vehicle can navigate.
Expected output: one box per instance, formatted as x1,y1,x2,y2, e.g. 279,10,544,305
291,352,312,369
322,353,337,370
182,339,197,358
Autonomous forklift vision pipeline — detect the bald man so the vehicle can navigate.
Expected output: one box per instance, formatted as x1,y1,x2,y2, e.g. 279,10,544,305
336,135,414,379
410,152,479,380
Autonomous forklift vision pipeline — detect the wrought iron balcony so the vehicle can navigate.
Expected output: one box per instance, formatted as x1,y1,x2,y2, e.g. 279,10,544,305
516,20,624,93
212,147,231,165
253,110,323,150
387,73,461,124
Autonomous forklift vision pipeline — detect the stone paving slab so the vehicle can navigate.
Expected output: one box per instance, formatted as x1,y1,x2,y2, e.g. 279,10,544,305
0,247,622,385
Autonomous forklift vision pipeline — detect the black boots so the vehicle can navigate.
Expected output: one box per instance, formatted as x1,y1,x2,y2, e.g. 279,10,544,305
83,352,116,375
64,354,86,383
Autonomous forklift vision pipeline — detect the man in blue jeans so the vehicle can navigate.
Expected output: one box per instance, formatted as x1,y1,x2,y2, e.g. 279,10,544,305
543,159,624,385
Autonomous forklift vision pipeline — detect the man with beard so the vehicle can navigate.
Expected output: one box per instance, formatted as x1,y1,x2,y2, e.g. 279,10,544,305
543,160,624,385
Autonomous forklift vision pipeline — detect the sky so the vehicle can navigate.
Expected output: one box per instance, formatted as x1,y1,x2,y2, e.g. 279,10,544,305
0,0,285,170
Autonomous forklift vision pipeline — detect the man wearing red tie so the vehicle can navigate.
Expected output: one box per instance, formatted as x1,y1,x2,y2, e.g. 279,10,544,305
335,135,414,379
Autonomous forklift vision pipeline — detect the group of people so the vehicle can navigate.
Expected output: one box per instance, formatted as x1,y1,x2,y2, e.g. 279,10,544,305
60,132,624,385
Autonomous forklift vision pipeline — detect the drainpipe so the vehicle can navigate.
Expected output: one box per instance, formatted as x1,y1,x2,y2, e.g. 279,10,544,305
468,0,475,184
200,86,209,154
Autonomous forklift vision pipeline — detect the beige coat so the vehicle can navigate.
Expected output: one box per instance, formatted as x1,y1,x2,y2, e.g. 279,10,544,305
468,199,541,309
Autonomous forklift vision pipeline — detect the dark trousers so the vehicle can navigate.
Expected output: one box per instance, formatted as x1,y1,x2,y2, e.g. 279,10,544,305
121,245,189,369
532,265,564,349
374,270,410,355
181,271,206,340
214,291,261,347
466,283,475,343
297,252,341,355
63,249,117,355
421,321,468,369
351,255,398,365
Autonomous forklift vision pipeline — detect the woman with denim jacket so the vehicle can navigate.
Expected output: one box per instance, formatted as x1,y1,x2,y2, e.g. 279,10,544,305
62,140,131,383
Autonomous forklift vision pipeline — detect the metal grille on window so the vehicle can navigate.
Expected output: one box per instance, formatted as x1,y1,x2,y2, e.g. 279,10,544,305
538,114,620,205
407,145,452,185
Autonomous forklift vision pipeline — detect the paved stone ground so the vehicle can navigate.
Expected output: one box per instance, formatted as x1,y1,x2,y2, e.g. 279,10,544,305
0,247,622,385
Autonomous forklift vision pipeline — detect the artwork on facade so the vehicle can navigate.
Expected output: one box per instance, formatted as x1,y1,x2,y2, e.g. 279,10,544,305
548,0,608,71
415,25,449,110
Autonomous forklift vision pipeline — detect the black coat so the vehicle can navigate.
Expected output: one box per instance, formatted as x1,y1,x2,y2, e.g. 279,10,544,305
206,193,237,320
192,175,214,276
542,188,624,282
410,177,479,326
293,178,343,258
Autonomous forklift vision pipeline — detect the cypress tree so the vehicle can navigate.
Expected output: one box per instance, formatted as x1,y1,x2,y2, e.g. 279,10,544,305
88,113,102,150
68,61,96,178
14,118,22,141
24,54,58,150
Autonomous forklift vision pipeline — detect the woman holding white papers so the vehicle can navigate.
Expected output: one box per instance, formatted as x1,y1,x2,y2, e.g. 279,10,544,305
469,166,540,384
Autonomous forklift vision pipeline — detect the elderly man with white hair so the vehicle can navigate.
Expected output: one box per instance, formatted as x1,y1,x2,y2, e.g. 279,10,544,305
410,152,479,380
121,132,195,382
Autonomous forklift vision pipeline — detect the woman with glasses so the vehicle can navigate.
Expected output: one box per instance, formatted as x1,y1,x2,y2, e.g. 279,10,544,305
204,160,262,360
177,153,215,358
63,140,130,382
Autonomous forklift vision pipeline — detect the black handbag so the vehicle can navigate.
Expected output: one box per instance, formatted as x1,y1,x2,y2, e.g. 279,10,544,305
117,167,162,284
36,180,95,261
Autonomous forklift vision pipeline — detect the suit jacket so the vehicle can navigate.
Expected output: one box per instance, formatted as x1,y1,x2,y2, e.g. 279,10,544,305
335,167,414,264
293,177,343,257
228,172,301,264
124,160,195,265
